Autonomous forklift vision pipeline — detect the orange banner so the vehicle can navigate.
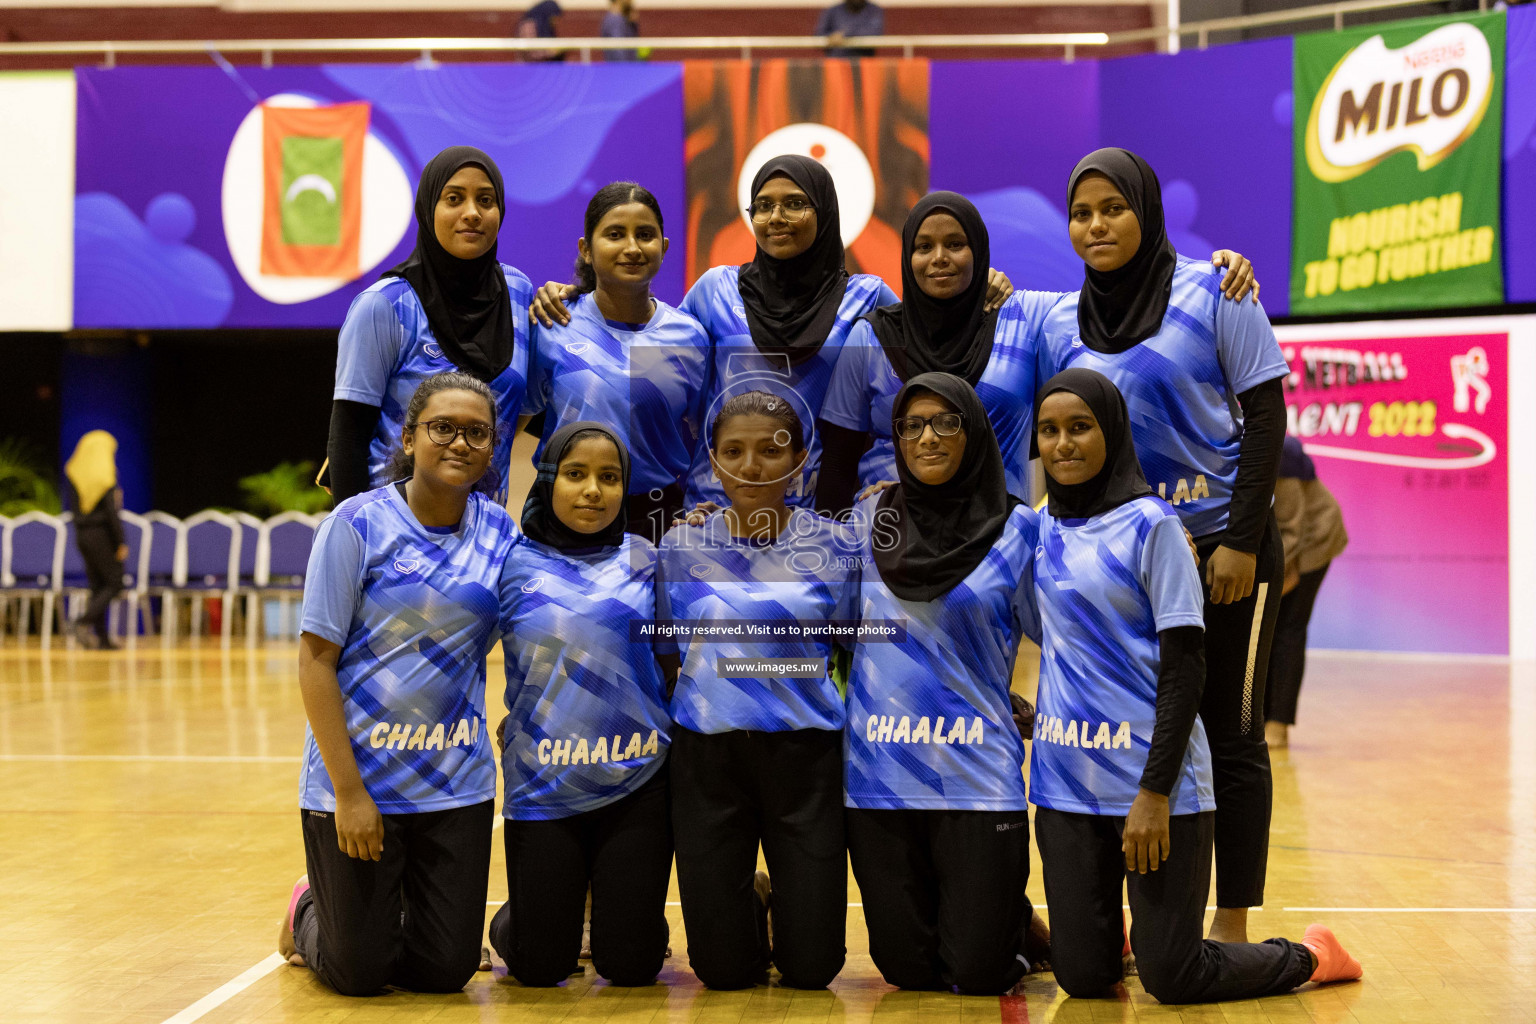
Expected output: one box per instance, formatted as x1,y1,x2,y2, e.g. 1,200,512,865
260,101,370,279
683,59,929,293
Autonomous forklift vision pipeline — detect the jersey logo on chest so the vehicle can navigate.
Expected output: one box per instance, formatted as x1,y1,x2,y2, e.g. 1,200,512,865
423,343,444,360
689,564,714,579
565,341,592,355
394,559,420,575
521,576,547,594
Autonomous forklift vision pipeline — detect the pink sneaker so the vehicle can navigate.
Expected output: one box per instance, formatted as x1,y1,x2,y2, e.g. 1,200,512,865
1301,924,1362,984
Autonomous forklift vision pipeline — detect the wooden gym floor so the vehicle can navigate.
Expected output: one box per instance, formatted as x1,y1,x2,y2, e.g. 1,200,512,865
2,642,1534,1024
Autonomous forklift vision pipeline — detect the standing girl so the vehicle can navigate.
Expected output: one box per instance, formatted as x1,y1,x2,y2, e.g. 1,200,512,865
326,146,534,505
279,372,515,996
490,421,674,986
657,390,860,990
1026,368,1360,1003
841,372,1041,995
524,182,710,542
64,430,127,650
1036,148,1289,943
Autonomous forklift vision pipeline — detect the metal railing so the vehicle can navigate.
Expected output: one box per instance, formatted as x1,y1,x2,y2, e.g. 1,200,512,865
0,0,1487,67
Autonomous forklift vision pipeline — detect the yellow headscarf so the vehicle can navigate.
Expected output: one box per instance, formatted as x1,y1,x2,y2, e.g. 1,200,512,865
65,430,118,515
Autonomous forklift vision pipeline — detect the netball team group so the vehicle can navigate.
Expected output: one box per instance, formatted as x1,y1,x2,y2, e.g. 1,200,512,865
275,142,1365,1004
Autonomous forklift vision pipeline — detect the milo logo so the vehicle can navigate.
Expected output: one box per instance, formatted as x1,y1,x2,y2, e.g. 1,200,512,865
1305,22,1494,184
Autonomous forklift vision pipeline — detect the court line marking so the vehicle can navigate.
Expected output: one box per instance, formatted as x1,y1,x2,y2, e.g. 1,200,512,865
1280,907,1536,913
158,953,285,1024
0,754,300,763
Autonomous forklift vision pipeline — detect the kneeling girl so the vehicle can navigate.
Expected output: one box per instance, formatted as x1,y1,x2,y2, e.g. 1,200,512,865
490,422,673,986
1027,368,1360,1004
842,371,1042,995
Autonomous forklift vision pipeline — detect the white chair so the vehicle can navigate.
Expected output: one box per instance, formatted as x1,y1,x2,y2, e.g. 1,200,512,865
1,511,66,646
173,510,241,644
141,511,183,641
252,511,321,642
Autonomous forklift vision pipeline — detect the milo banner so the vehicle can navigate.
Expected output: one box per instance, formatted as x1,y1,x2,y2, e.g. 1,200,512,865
1291,13,1505,314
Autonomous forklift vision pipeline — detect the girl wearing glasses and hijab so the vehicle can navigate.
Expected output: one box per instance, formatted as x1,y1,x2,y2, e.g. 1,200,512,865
841,372,1044,995
278,372,516,997
1036,149,1289,946
326,147,535,506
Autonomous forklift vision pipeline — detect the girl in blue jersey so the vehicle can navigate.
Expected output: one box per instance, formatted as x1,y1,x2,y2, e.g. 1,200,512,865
1036,149,1290,944
657,390,860,990
822,192,1262,516
524,183,710,542
278,372,517,996
489,421,674,986
1026,368,1360,1002
326,146,535,505
842,372,1044,995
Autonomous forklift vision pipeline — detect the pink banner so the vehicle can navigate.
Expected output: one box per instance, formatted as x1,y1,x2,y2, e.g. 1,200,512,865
1278,327,1509,654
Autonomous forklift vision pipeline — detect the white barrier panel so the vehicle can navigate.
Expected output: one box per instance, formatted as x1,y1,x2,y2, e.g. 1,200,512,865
0,71,75,331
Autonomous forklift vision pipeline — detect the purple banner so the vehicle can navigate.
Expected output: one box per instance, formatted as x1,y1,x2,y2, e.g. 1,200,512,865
930,61,1098,294
1505,6,1536,303
1098,37,1294,316
74,64,684,328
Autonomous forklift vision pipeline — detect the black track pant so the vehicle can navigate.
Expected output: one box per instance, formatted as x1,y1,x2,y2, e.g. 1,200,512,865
1264,565,1330,726
75,525,123,639
294,800,494,996
670,726,846,990
489,766,673,986
1036,808,1312,1004
1195,511,1283,909
846,807,1034,995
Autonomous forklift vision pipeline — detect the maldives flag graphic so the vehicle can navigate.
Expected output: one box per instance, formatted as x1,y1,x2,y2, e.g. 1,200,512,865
260,101,370,278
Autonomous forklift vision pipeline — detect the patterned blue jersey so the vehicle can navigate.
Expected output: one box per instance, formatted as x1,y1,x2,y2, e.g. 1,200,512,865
1036,258,1288,538
822,289,1065,498
525,293,710,495
656,508,860,734
679,266,896,509
843,501,1038,812
497,534,671,820
1028,497,1214,817
334,265,535,505
298,485,514,814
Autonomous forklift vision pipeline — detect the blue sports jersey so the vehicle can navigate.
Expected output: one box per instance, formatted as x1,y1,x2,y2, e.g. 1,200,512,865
525,292,710,495
1028,497,1214,817
843,501,1038,812
298,485,515,814
334,266,535,505
822,289,1065,498
656,508,860,734
1036,258,1288,538
497,534,671,820
679,266,896,509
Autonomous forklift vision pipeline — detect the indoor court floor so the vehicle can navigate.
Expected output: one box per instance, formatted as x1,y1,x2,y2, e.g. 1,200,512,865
3,641,1534,1024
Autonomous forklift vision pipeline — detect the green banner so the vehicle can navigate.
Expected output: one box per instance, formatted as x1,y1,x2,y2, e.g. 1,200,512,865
1291,12,1504,314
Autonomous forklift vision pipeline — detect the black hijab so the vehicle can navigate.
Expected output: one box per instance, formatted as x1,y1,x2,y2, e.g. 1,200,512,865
1031,368,1152,520
521,421,631,552
383,146,515,383
1068,148,1178,355
864,191,997,386
736,155,849,366
872,372,1020,602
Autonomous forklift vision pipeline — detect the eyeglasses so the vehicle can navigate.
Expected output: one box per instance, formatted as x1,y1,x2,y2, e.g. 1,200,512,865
895,412,965,441
746,197,815,223
417,419,493,450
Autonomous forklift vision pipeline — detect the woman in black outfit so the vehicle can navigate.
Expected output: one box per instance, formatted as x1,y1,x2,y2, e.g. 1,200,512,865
65,430,127,650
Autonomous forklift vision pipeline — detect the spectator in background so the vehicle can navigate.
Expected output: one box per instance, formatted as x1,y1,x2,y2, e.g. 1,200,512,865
1263,436,1347,750
601,0,640,61
517,1,566,62
64,430,127,651
816,0,884,58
